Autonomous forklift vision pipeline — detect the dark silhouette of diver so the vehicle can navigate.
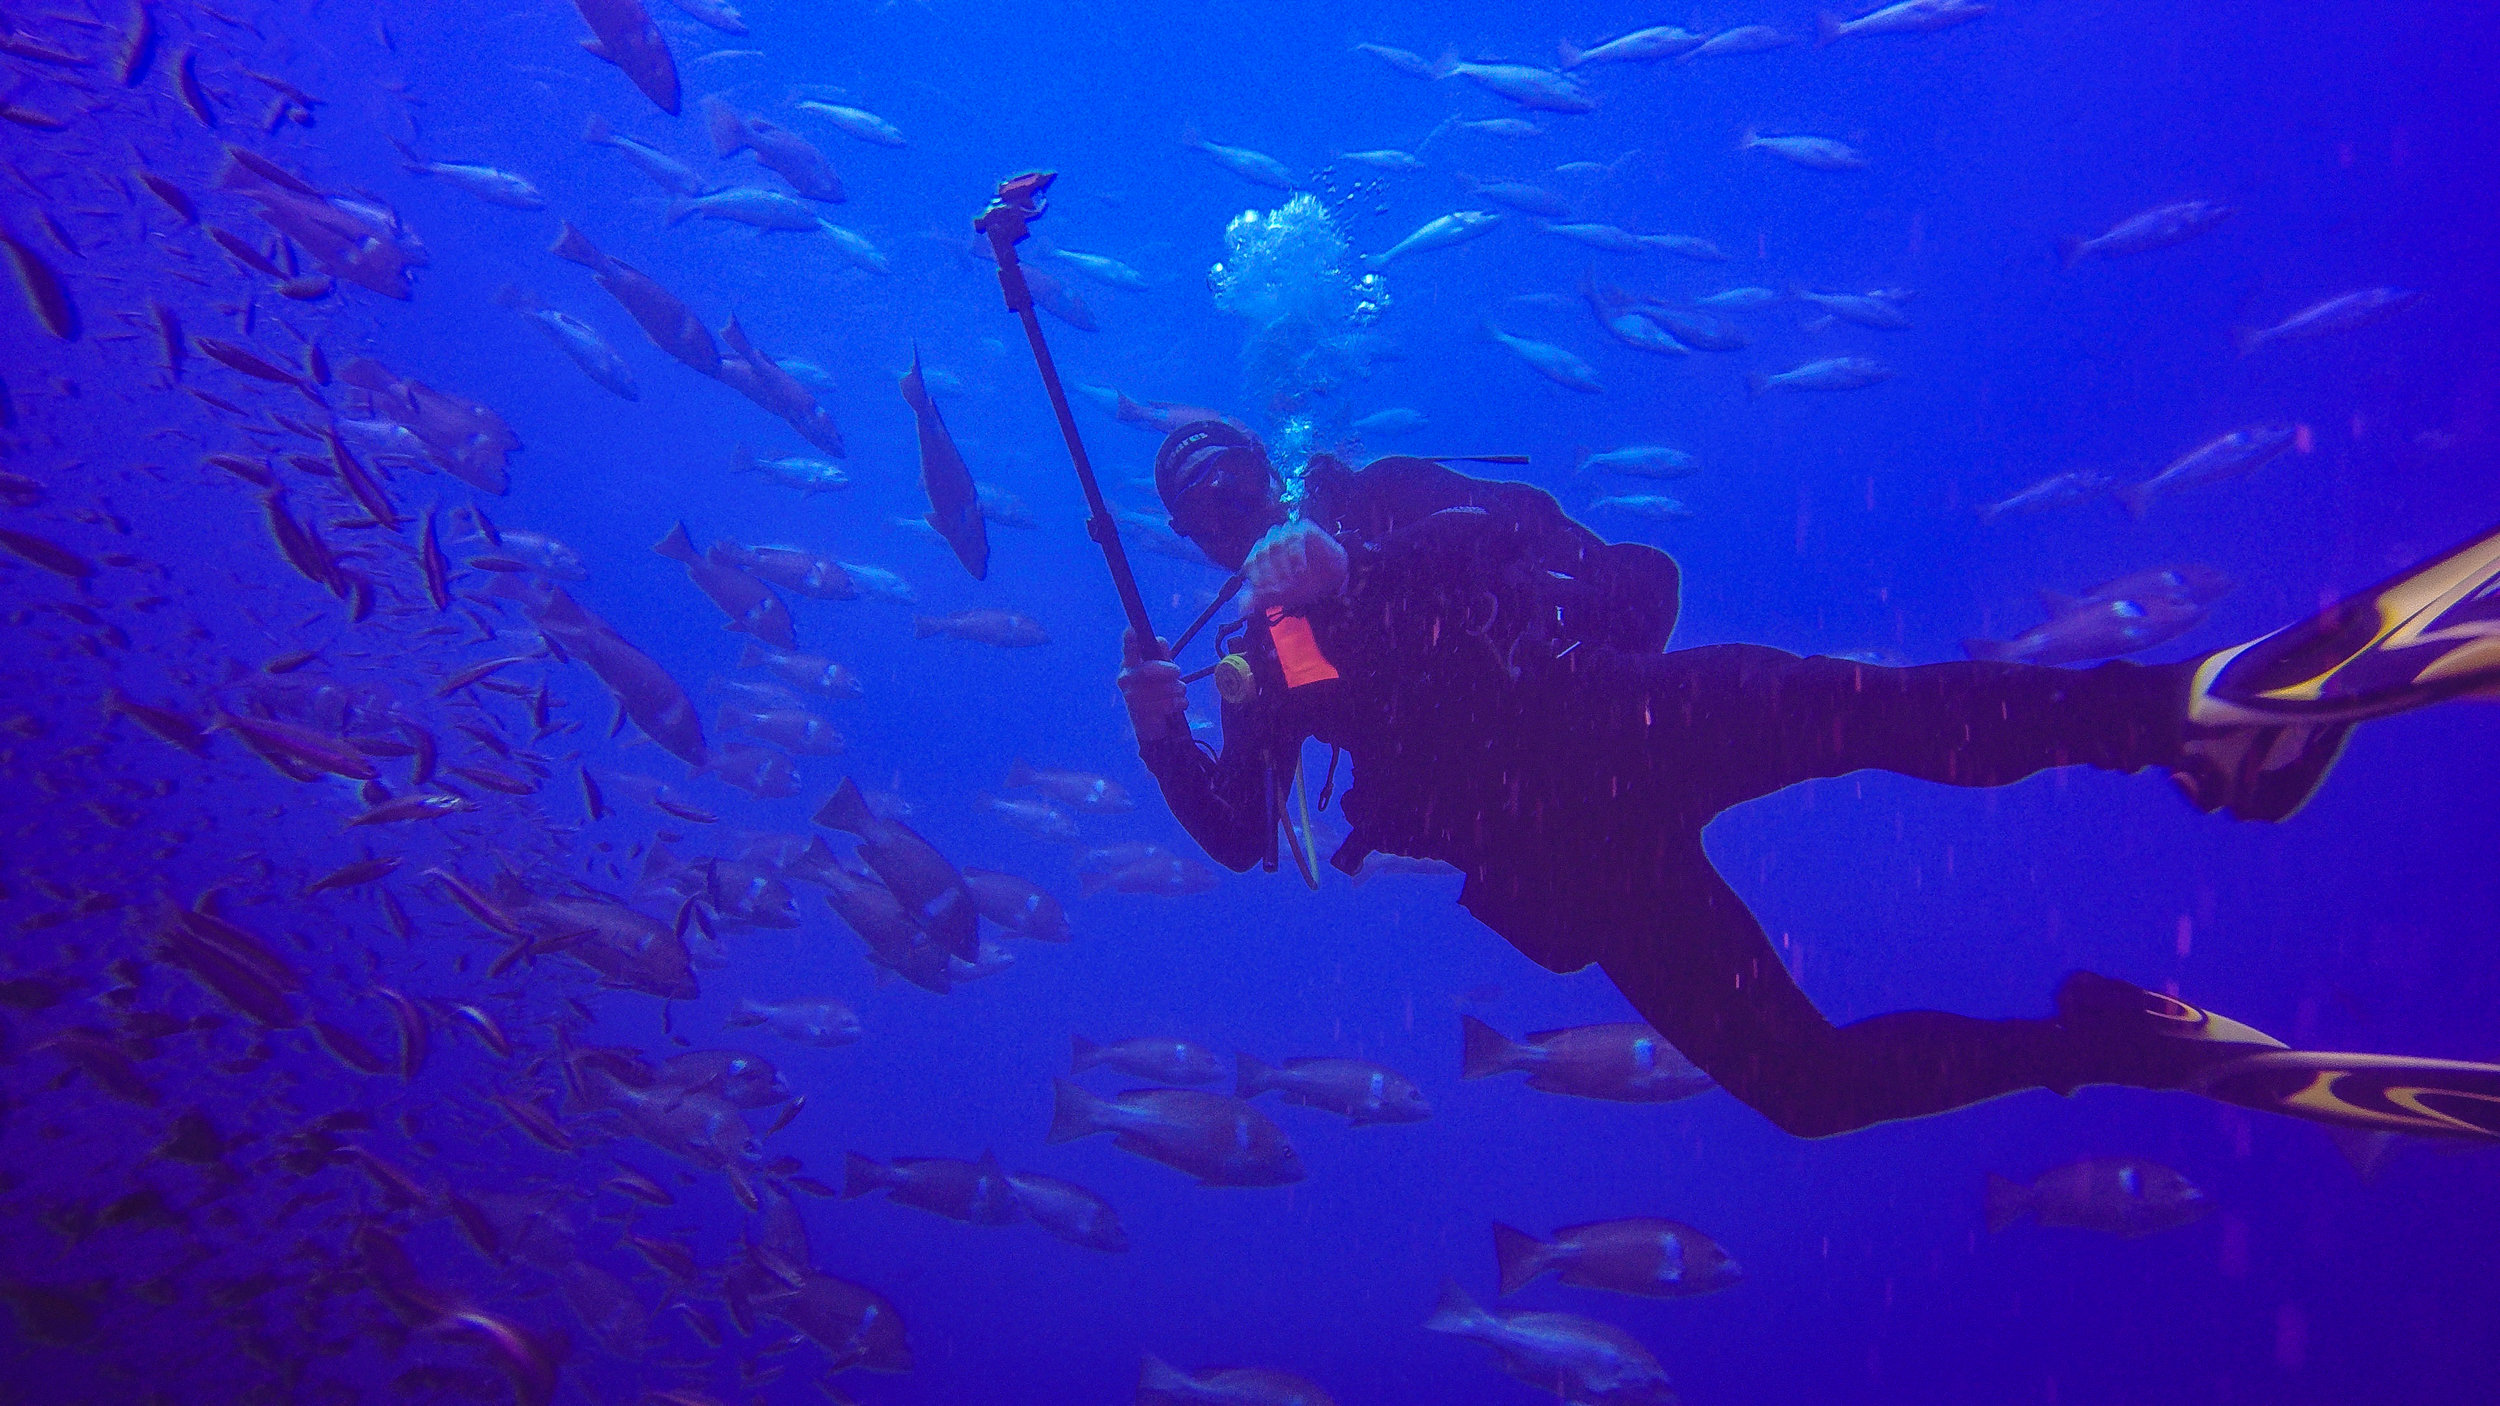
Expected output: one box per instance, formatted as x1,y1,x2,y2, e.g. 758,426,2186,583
1118,420,2500,1140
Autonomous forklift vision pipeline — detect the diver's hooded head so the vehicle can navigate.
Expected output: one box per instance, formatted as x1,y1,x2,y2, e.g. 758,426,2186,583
1156,419,1284,571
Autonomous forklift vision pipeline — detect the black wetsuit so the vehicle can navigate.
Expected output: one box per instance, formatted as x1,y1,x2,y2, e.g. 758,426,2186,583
1140,454,2192,1137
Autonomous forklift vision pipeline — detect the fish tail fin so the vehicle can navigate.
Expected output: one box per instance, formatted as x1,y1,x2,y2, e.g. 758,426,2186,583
1555,38,1584,70
2230,326,2264,356
1975,502,2003,524
1739,126,1760,151
1429,47,1460,80
898,343,927,408
728,442,757,475
1137,1352,1190,1404
2329,1127,2399,1182
2117,482,2156,521
652,521,698,563
1006,758,1035,789
385,134,425,171
1492,1222,1555,1295
1459,1015,1524,1080
1423,1279,1489,1335
839,1151,888,1197
811,775,872,835
1046,1077,1106,1143
1179,123,1202,150
1816,11,1846,46
1983,1173,2033,1233
2055,235,2088,270
912,615,942,639
1235,1051,1275,1098
1070,1033,1101,1073
491,283,538,312
1359,252,1387,272
549,220,606,271
580,111,611,145
663,198,694,227
1077,869,1110,897
1960,637,2013,663
737,640,769,670
1744,372,1771,399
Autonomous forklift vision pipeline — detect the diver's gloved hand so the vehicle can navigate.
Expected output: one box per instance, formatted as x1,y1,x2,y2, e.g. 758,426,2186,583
1117,629,1187,746
1240,519,1348,616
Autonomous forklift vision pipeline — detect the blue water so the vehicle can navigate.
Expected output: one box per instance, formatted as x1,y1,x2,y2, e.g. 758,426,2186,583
2,1,2496,1402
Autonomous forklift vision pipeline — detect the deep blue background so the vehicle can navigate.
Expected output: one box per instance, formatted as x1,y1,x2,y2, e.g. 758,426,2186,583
1,0,2495,1402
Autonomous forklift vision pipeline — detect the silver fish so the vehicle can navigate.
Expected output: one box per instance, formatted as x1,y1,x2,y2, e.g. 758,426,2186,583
495,286,637,399
1790,287,1912,328
1456,174,1571,218
2117,424,2298,518
1591,494,1694,522
391,141,544,209
1558,26,1705,68
1354,407,1428,435
1183,129,1294,188
1684,25,1795,59
796,100,905,148
1540,220,1649,252
1817,0,1989,46
1975,469,2113,523
1049,248,1150,289
1746,356,1892,396
2057,199,2233,268
839,562,916,604
1484,320,1603,393
1741,129,1866,170
1433,57,1596,113
580,111,708,196
1337,148,1426,171
1580,446,1696,478
2234,287,2420,355
1353,42,1434,77
665,187,824,231
730,444,849,494
818,223,889,274
1361,210,1501,269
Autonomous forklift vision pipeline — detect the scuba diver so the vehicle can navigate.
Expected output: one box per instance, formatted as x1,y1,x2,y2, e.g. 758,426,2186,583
1116,419,2500,1141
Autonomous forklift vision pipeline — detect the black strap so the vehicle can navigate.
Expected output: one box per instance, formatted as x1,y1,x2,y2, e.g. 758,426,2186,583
1315,745,1342,811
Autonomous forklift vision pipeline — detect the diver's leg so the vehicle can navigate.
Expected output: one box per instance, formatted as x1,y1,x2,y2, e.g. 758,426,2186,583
1595,841,2102,1138
1561,643,2192,812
